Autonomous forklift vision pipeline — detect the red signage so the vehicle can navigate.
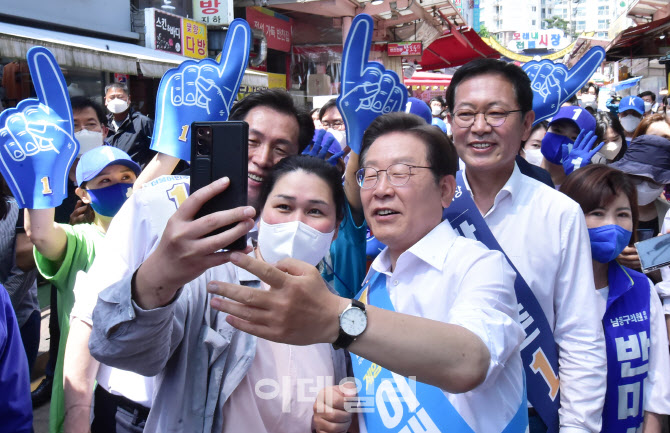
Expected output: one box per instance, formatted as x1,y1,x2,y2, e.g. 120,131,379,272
245,7,292,53
387,42,423,57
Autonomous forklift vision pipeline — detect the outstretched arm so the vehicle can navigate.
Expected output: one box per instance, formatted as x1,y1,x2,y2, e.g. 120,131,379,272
133,152,181,190
24,208,68,262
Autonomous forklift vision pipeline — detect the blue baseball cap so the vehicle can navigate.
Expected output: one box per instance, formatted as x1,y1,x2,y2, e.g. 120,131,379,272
618,95,645,116
548,106,596,134
432,117,448,133
76,145,141,186
405,97,432,124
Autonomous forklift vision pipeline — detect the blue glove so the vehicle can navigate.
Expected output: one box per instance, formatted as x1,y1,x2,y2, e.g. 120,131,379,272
151,19,251,161
0,47,79,209
337,14,407,154
302,129,346,166
522,47,605,125
561,129,604,175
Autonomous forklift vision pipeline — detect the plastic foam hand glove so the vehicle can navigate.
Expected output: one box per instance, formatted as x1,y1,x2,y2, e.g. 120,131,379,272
0,47,78,209
337,14,407,154
302,129,346,166
522,47,605,125
150,19,251,161
561,129,604,176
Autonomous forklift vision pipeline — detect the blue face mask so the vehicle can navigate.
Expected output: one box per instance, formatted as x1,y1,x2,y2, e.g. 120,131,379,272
588,224,632,263
540,131,573,165
86,182,133,217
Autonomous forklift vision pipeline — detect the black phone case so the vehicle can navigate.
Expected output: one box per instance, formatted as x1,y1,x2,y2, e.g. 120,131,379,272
190,121,249,250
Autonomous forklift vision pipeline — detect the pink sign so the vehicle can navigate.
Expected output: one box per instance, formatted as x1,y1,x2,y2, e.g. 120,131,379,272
245,7,292,53
387,42,423,57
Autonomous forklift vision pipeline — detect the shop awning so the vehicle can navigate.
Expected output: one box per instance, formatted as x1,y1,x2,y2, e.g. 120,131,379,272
404,71,451,89
419,28,500,71
606,14,670,60
0,21,267,86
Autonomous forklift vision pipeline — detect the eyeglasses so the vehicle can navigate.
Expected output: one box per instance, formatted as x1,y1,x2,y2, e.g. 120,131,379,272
452,108,523,128
321,120,345,130
356,163,431,189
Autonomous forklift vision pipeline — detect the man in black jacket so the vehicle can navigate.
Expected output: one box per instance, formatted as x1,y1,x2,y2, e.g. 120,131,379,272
104,83,155,168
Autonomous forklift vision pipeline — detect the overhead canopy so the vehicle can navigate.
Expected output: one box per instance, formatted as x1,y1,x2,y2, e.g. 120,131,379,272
0,21,267,86
419,28,500,71
628,0,670,25
606,14,670,60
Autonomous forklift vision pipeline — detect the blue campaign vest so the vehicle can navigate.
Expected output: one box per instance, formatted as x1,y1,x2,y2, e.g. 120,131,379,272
602,263,651,433
351,271,528,433
442,171,560,432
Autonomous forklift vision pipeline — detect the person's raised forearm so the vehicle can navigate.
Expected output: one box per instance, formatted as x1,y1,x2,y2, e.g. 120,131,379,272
24,207,67,261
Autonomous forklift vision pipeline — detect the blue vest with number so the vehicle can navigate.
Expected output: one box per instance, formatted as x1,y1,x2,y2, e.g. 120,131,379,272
602,263,651,433
351,271,528,433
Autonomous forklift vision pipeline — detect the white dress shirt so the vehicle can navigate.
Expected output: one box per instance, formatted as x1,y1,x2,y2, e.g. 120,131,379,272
463,164,607,433
595,281,670,417
360,220,525,433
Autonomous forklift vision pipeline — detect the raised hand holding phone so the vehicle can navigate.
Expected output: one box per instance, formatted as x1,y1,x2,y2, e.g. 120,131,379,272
0,46,78,209
151,19,252,161
337,14,407,154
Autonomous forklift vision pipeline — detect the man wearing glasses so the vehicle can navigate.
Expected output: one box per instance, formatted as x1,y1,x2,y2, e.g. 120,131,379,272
446,59,606,433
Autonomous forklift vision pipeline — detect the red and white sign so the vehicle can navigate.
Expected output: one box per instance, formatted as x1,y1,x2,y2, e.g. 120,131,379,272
246,7,292,53
193,0,233,26
387,42,423,57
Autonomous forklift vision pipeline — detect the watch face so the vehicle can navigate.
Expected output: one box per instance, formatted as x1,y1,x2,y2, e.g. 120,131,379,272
341,307,367,336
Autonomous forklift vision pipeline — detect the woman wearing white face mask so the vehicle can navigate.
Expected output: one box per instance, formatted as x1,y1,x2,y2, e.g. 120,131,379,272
610,135,670,277
520,121,548,167
591,112,627,164
88,155,348,433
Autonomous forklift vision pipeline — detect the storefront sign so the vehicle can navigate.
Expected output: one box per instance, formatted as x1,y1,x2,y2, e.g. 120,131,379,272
114,73,129,83
153,9,183,54
387,42,423,57
246,7,292,53
182,18,208,59
193,0,233,26
145,8,208,59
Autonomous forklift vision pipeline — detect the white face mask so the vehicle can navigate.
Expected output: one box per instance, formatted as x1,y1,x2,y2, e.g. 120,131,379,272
258,218,335,266
431,106,442,116
636,181,664,206
599,140,622,161
328,128,346,148
619,115,641,133
524,148,544,166
644,102,653,113
581,94,595,104
106,98,129,114
591,152,607,165
74,129,104,156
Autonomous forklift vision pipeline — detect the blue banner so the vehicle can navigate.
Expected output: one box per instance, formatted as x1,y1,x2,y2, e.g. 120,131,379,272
443,171,560,432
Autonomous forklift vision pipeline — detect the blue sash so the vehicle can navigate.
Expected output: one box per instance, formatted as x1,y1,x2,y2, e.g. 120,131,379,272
442,171,560,432
602,263,651,433
351,271,528,432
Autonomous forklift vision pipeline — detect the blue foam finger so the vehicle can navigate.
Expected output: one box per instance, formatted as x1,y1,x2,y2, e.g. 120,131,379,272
0,47,78,209
151,18,251,161
338,14,407,154
523,47,605,125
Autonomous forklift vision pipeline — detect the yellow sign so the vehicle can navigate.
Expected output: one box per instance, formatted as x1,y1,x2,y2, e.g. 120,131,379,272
482,37,576,63
267,72,286,89
182,18,208,59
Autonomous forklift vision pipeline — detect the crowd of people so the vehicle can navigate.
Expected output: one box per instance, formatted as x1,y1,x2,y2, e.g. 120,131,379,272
1,46,670,433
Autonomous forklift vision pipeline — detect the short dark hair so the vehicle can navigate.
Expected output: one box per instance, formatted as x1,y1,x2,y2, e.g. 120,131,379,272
359,112,458,182
230,88,314,153
257,155,345,223
445,59,533,115
520,120,548,151
318,98,338,121
430,96,445,106
104,82,130,97
560,164,638,242
71,96,107,127
638,90,656,103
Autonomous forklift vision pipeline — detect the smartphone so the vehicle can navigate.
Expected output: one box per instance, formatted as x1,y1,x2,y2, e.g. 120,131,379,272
635,233,670,273
190,121,248,250
637,229,654,242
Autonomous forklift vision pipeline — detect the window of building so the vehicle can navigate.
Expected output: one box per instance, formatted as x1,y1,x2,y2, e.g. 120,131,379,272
598,6,609,15
598,19,610,30
532,6,536,11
